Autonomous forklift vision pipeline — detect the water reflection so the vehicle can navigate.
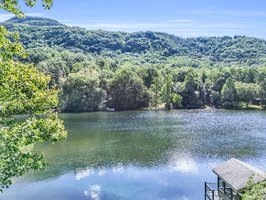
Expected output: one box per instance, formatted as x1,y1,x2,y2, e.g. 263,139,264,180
1,110,266,200
76,168,95,180
84,185,101,200
169,154,199,174
2,157,266,200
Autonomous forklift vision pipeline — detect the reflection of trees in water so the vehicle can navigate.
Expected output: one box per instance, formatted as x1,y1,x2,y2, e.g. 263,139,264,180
28,110,266,181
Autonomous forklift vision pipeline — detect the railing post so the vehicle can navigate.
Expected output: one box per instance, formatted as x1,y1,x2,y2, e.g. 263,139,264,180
212,190,214,200
223,181,226,194
217,177,220,191
204,182,207,200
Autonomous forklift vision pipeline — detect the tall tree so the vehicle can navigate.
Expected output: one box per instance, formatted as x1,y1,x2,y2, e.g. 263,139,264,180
150,70,164,108
235,82,258,107
180,73,203,109
221,78,238,108
258,79,266,108
109,66,149,111
0,0,66,191
61,69,106,112
162,74,173,110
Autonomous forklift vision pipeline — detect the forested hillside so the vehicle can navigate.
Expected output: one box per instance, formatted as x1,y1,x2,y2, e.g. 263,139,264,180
4,17,266,66
3,17,266,112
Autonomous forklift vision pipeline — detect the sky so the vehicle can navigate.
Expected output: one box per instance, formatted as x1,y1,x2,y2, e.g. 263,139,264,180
1,0,266,38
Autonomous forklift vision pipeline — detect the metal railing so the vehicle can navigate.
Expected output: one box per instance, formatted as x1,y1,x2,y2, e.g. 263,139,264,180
205,182,218,200
218,187,235,200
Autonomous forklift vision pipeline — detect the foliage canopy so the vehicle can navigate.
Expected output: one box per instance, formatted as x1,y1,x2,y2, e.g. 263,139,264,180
0,0,66,191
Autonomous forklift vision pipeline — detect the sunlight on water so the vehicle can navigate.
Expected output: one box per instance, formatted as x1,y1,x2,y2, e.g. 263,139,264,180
1,110,266,200
168,154,199,174
84,185,101,200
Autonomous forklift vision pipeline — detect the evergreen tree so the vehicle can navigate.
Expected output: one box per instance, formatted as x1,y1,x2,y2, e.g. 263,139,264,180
162,74,173,110
150,71,164,108
180,73,203,109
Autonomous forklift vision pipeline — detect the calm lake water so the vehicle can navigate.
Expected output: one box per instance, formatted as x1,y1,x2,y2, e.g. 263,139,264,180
2,110,266,200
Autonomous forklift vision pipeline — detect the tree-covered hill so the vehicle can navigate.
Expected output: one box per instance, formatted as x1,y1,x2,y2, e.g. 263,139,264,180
3,17,266,66
2,17,266,112
4,16,65,27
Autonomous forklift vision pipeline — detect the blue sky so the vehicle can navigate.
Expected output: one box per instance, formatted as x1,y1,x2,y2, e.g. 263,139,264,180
1,0,266,38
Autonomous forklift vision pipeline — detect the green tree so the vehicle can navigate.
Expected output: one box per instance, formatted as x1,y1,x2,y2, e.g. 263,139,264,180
258,79,266,108
109,66,149,111
138,66,159,88
0,0,53,16
221,78,238,108
61,69,106,112
150,71,164,108
162,74,173,110
242,179,266,200
0,0,66,191
195,71,208,105
210,90,222,108
235,82,258,107
39,58,68,87
212,77,227,92
180,73,203,109
172,94,183,109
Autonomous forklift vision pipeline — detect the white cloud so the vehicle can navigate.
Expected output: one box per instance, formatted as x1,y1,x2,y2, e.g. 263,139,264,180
179,196,190,200
190,9,266,18
224,10,266,17
98,169,106,176
75,168,94,180
18,15,261,38
112,164,125,174
57,19,72,23
65,20,254,38
170,19,195,23
84,185,101,200
197,23,259,29
67,22,166,30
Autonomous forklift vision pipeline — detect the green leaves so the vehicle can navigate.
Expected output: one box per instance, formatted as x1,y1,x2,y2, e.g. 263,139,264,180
0,26,27,61
0,61,58,116
61,69,106,112
242,179,266,200
221,77,238,108
0,0,53,17
0,50,66,190
0,0,67,191
235,82,258,107
109,66,149,111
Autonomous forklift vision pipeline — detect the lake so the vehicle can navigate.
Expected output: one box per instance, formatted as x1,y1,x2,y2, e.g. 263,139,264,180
1,110,266,200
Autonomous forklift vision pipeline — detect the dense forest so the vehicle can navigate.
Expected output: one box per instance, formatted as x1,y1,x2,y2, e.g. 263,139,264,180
3,17,266,112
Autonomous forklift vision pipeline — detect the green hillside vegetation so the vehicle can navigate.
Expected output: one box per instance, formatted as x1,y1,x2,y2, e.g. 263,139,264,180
4,17,266,66
3,17,266,111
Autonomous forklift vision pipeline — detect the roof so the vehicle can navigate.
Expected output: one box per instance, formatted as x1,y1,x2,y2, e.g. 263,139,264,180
212,158,266,192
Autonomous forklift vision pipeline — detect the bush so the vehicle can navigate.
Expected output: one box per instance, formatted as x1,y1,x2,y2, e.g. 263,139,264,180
172,93,183,109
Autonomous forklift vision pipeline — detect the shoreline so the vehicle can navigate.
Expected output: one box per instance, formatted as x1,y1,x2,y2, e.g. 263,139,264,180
59,105,265,114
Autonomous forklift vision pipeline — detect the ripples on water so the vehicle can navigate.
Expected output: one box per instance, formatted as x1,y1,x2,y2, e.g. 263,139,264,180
2,110,266,200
